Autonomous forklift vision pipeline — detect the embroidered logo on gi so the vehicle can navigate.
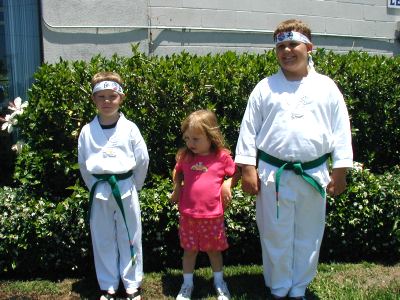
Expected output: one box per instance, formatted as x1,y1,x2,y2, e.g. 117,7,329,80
191,162,208,172
103,148,116,157
291,95,311,119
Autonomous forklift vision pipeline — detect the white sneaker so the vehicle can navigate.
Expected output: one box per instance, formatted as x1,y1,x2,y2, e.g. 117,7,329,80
214,280,231,300
176,283,193,300
100,293,115,300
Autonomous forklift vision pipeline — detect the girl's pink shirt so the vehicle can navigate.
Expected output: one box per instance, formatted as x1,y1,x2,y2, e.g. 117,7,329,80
175,150,236,218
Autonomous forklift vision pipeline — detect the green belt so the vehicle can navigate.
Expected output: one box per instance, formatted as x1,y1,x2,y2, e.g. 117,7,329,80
88,170,136,265
258,150,330,218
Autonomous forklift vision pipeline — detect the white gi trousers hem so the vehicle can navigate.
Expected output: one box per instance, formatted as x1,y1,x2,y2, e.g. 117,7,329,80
256,171,326,297
90,191,143,292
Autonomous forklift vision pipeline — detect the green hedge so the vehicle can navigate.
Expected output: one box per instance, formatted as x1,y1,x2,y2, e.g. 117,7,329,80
11,47,400,198
1,166,398,276
0,184,91,276
321,165,400,263
314,50,400,171
1,48,400,276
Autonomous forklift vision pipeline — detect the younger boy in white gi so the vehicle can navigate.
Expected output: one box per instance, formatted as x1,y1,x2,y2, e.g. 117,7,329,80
78,71,149,300
235,20,353,299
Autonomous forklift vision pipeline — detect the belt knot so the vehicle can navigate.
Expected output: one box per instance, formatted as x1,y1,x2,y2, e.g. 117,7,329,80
292,162,304,175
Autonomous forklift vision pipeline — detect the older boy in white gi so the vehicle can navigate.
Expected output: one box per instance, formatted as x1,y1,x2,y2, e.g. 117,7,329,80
78,72,149,300
235,20,353,299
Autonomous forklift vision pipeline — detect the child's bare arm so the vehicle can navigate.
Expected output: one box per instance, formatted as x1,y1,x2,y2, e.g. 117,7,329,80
170,169,183,204
221,167,241,208
221,178,232,208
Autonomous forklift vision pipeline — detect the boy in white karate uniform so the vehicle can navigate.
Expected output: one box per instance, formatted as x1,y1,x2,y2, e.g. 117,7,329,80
78,71,149,300
235,20,353,299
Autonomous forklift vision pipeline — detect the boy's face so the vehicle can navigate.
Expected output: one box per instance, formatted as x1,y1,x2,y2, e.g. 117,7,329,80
92,89,123,120
275,40,313,81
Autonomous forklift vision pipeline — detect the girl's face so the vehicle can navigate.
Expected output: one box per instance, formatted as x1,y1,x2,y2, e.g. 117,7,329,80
183,128,212,156
92,89,123,121
275,40,313,81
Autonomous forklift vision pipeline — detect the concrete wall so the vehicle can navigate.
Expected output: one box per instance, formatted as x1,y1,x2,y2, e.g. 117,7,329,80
41,0,149,62
42,0,400,63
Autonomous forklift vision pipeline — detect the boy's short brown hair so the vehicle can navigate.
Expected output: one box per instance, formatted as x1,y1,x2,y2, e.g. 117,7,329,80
90,71,123,89
273,19,312,42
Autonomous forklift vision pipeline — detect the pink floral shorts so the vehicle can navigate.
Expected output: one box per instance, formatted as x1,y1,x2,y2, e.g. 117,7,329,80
179,214,229,252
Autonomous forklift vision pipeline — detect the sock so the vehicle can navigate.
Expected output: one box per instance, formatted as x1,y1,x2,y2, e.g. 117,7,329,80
126,287,139,295
183,273,193,286
213,271,223,285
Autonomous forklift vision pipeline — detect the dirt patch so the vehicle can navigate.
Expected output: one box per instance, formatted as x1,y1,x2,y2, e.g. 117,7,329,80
330,263,400,290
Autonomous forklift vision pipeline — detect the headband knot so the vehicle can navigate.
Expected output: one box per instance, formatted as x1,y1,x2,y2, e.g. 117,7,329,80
92,81,124,95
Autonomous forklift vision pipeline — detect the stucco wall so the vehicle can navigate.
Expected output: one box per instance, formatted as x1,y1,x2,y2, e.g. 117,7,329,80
42,0,400,62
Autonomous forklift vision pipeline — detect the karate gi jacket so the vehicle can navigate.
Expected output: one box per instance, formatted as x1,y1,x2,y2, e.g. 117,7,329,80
78,113,149,200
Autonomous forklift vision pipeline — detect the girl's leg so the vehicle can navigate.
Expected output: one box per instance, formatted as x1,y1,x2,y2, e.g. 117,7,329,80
179,215,199,283
207,250,231,299
203,217,228,286
176,250,198,299
203,217,228,274
207,250,224,284
183,250,198,274
177,215,197,300
207,250,223,273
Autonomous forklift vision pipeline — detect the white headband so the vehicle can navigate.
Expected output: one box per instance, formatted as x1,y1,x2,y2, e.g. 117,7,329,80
274,31,311,45
92,81,124,95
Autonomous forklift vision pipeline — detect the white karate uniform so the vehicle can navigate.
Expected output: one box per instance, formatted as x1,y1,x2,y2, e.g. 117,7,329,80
78,113,149,293
235,69,353,297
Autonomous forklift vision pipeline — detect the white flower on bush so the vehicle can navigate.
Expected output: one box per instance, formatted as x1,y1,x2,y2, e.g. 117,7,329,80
0,97,28,152
352,161,364,172
11,141,25,154
1,97,28,133
8,97,28,114
0,112,18,133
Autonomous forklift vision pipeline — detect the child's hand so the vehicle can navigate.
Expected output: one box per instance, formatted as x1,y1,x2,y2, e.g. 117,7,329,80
240,165,260,195
221,179,233,209
327,168,348,196
170,190,179,204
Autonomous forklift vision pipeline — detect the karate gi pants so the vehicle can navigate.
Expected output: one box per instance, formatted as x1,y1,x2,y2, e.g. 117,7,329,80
256,171,326,298
90,192,143,293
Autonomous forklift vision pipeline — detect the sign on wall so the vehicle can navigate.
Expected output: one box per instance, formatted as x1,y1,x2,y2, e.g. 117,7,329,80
388,0,400,8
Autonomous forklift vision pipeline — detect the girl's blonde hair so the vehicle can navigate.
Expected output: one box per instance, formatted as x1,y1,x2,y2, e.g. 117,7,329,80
273,19,312,42
176,110,229,162
90,71,123,88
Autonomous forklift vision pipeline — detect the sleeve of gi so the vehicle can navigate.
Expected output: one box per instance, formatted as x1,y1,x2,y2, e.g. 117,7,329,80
235,83,264,166
130,125,149,191
77,126,96,190
330,84,353,168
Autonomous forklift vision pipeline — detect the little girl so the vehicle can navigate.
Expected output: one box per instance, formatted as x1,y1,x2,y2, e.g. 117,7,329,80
170,110,239,300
